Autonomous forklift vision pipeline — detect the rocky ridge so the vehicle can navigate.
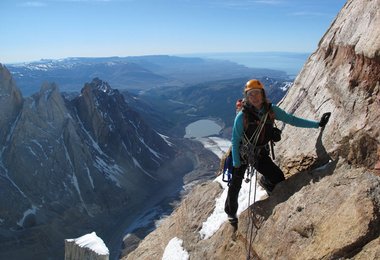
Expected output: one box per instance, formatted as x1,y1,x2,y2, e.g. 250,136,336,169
124,0,380,259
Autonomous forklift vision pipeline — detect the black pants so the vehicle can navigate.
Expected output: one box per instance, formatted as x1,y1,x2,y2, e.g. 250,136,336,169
224,153,285,217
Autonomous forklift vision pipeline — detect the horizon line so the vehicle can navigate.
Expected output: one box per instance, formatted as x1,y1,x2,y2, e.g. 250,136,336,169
3,51,312,65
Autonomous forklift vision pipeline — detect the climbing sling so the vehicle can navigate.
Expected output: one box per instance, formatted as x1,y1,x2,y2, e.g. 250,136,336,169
240,111,269,166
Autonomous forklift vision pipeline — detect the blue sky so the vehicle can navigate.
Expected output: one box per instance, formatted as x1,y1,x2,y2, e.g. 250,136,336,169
1,0,346,63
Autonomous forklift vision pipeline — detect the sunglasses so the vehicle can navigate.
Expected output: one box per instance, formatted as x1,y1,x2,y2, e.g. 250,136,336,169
246,89,262,97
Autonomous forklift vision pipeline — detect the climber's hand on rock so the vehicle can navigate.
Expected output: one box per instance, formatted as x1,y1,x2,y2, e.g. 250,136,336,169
319,112,331,127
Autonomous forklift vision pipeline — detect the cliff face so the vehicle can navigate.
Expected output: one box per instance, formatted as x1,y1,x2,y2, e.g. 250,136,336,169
124,0,380,259
276,0,380,172
0,64,23,144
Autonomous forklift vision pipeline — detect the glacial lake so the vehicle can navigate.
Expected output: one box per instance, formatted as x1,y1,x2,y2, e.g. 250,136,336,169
184,119,222,138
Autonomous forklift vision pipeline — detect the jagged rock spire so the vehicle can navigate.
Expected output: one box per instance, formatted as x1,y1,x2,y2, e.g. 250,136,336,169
0,64,23,144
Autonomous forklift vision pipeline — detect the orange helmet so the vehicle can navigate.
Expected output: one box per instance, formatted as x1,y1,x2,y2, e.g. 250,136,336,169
244,79,264,93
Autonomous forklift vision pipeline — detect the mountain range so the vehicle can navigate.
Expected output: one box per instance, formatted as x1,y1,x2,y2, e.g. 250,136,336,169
6,55,288,96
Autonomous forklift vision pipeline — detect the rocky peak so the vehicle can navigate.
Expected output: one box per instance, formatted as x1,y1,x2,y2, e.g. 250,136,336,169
0,64,23,143
0,63,22,96
87,77,114,95
74,78,174,176
27,82,69,129
124,0,380,259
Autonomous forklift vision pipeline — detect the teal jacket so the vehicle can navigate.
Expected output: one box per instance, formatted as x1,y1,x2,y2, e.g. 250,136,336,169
231,104,319,167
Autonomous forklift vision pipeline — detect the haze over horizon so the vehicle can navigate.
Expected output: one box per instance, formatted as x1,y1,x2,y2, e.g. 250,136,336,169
1,0,346,64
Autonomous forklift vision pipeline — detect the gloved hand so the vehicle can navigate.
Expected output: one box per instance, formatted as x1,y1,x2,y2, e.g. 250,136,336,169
319,112,331,127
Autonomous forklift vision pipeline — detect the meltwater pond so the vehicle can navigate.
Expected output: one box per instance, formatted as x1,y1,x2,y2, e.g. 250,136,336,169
184,119,222,138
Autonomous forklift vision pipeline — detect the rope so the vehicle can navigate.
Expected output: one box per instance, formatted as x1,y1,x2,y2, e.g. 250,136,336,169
245,166,257,260
241,112,268,259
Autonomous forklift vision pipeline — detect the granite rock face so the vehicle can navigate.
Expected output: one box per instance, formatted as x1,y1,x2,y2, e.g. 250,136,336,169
275,0,380,171
240,163,380,259
0,64,23,144
123,0,380,259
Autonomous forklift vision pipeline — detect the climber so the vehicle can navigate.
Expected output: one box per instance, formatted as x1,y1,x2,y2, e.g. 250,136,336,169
225,79,331,224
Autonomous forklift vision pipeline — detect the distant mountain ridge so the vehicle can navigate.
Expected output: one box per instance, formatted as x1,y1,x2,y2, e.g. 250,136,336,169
136,76,292,137
6,55,288,96
183,51,311,75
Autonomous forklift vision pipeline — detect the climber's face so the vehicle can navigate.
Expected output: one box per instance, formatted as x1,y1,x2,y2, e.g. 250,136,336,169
246,89,264,109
